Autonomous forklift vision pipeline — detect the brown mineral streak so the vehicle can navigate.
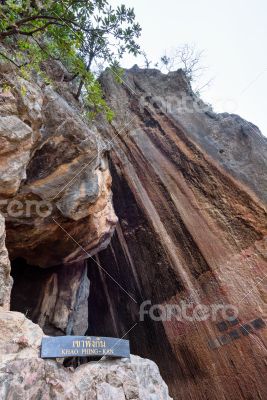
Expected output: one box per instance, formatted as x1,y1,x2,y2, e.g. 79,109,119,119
0,59,267,400
90,67,267,400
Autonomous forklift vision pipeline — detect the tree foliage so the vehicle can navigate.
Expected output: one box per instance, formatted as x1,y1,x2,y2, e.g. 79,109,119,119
0,0,141,121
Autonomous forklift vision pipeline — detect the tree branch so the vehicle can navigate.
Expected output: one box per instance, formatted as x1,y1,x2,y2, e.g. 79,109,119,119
0,13,109,41
18,22,64,36
0,15,79,40
0,51,26,68
75,55,93,99
64,72,79,82
15,15,76,28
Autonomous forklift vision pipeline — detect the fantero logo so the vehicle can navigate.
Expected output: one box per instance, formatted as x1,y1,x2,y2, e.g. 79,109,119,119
139,300,239,323
0,199,53,218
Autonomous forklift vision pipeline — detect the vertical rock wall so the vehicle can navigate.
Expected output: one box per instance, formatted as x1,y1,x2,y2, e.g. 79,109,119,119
89,67,267,400
0,61,173,400
1,60,266,400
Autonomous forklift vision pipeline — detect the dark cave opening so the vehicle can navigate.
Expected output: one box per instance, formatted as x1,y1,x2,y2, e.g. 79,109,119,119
10,252,179,389
10,257,55,323
10,257,71,336
10,257,89,336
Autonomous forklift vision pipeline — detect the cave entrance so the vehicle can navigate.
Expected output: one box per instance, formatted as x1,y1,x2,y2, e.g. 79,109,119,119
10,254,178,389
11,258,47,318
10,257,89,336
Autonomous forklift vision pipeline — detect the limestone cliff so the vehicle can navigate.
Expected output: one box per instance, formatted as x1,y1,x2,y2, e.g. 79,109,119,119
0,61,266,400
0,62,172,400
88,67,267,400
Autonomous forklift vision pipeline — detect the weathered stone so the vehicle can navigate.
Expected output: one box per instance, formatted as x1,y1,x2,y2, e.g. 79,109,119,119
0,90,18,116
0,311,43,363
0,311,172,400
0,215,12,310
0,115,33,195
89,67,267,400
1,60,267,400
0,62,117,365
36,261,90,335
0,68,117,267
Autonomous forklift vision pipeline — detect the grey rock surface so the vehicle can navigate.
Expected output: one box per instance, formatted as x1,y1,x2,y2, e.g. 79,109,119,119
100,67,267,203
0,311,172,400
0,215,12,310
0,68,117,268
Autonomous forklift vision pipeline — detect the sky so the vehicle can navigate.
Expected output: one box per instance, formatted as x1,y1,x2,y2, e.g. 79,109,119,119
110,0,267,136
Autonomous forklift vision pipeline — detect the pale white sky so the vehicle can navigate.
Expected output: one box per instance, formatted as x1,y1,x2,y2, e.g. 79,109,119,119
110,0,267,135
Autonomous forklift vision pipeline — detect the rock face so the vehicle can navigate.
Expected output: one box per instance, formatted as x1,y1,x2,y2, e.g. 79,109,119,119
0,311,43,363
87,67,267,400
0,214,12,310
0,63,172,400
1,60,267,400
0,61,117,338
0,311,172,400
0,65,117,268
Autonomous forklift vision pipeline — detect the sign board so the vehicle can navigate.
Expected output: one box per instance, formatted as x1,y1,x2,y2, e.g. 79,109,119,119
41,336,130,359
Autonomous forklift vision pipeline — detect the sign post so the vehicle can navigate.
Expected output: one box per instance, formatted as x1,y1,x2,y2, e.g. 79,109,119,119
41,336,130,359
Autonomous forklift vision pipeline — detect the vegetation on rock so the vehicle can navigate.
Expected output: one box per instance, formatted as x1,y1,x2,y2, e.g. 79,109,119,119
0,0,141,121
